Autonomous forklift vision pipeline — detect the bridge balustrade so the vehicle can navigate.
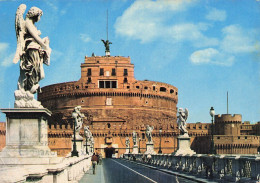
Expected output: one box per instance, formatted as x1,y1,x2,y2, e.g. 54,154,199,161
124,153,260,182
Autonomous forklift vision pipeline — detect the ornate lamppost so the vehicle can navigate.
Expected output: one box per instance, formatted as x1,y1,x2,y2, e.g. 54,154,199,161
210,107,216,154
158,127,162,154
138,138,141,153
71,117,78,157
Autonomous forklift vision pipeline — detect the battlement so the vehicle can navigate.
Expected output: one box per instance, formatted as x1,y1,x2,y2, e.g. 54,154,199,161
48,124,73,131
215,114,242,123
84,56,131,65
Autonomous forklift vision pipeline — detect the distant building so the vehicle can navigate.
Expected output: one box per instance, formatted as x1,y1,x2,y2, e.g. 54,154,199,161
214,114,260,154
0,55,259,156
38,55,181,157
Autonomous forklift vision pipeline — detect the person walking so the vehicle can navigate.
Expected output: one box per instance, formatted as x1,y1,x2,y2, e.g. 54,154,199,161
91,153,98,174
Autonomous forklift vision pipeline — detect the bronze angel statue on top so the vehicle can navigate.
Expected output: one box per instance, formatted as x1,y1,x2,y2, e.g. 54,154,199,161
177,108,189,135
14,4,51,95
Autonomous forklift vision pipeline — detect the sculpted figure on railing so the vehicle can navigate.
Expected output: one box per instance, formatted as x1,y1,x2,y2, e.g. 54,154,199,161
72,106,85,138
84,126,92,142
132,131,137,146
145,125,154,143
13,4,51,108
125,137,130,148
177,108,189,135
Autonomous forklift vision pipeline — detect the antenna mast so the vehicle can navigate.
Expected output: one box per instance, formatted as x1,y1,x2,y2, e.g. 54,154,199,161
227,91,229,114
107,9,108,40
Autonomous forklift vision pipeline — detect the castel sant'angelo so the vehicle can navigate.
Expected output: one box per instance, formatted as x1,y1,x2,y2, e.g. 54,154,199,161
0,42,259,157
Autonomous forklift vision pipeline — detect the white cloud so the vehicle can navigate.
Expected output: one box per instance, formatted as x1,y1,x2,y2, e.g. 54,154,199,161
1,53,14,67
0,43,8,53
166,23,219,47
80,34,91,43
0,43,14,67
190,48,234,66
115,0,198,43
51,50,63,61
115,0,218,47
206,8,226,22
221,25,258,54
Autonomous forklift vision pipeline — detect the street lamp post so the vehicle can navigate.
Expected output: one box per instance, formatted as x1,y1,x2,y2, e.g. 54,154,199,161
210,107,216,154
158,127,162,154
71,119,79,157
138,138,141,153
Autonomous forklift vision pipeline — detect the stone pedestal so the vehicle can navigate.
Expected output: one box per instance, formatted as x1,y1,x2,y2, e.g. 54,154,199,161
173,134,195,155
132,145,138,154
145,142,156,154
105,51,110,56
0,108,60,165
124,147,130,154
86,143,91,155
71,135,84,156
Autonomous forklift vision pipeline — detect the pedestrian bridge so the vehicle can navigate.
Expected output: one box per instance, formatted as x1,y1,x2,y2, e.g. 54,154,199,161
1,153,259,183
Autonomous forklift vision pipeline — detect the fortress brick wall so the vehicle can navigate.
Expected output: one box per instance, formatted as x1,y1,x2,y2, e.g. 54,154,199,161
214,114,260,154
37,56,182,157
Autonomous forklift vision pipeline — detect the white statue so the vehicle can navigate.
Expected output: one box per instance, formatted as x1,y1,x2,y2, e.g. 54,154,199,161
145,125,154,143
13,4,51,108
125,137,130,148
177,108,189,135
132,131,137,146
72,106,85,137
84,126,91,142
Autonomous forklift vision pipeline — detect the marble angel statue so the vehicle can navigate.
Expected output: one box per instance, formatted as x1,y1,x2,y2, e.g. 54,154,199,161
84,126,91,142
14,4,51,95
132,131,137,146
177,108,189,135
125,137,130,148
145,125,154,143
72,106,85,137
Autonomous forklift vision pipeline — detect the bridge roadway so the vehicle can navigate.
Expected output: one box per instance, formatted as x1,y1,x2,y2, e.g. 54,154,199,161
80,158,197,183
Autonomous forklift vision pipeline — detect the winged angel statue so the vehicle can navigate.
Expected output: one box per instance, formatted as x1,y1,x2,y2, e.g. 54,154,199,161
13,4,51,108
177,108,189,135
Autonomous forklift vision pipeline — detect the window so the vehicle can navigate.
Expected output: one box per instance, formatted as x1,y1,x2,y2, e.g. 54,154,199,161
124,78,128,83
87,68,91,76
88,77,91,83
112,68,116,76
100,68,104,76
112,81,117,88
144,86,148,90
107,123,111,128
142,133,145,139
127,86,130,89
124,69,128,76
105,81,110,88
170,89,174,94
99,80,117,88
153,86,156,91
99,81,104,88
136,86,139,89
160,87,166,92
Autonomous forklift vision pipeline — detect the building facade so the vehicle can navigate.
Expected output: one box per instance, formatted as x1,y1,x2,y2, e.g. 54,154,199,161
0,55,259,156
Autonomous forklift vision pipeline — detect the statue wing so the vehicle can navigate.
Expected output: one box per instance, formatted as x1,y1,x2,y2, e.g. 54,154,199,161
13,4,26,64
184,108,189,121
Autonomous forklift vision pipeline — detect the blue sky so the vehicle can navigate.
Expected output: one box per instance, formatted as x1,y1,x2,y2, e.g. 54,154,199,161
0,0,259,124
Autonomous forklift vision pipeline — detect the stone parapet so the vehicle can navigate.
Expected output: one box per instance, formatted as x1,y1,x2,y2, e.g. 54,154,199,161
124,153,260,183
0,154,92,183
